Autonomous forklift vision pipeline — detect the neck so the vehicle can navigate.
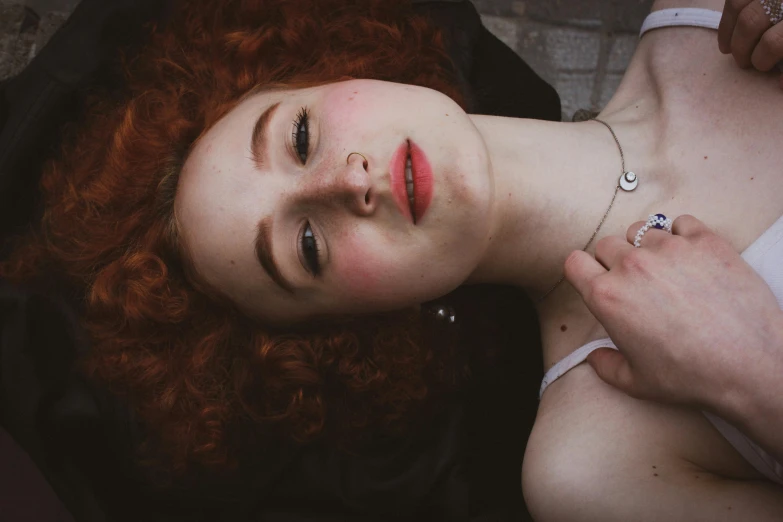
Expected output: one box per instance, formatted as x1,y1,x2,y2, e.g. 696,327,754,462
465,101,671,313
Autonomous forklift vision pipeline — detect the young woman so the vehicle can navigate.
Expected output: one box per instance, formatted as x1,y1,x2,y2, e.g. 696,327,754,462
2,0,782,520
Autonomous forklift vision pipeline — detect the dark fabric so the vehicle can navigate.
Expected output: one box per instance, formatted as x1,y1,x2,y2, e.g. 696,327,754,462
0,0,173,254
0,1,557,521
0,426,75,522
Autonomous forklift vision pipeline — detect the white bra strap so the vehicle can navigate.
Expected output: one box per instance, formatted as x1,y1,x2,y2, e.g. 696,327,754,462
640,8,722,38
539,338,618,398
641,9,783,77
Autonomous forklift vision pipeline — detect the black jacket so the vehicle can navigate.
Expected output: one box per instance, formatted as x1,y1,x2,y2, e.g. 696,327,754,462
0,1,559,521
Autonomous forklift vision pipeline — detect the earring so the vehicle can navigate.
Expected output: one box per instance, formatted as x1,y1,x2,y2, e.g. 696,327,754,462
424,304,456,324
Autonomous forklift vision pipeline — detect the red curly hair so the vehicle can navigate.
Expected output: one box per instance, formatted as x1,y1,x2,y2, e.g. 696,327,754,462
0,0,473,478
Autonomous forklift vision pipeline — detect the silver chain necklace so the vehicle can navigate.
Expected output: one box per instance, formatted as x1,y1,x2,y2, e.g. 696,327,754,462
536,118,638,304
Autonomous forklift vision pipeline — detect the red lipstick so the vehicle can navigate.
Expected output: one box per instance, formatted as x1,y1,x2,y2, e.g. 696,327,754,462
390,141,414,223
408,139,433,222
389,140,433,224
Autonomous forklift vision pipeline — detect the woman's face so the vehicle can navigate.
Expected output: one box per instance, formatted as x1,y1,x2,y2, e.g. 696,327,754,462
175,79,493,324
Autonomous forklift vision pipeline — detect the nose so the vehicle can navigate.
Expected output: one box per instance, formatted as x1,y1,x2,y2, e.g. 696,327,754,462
303,152,376,216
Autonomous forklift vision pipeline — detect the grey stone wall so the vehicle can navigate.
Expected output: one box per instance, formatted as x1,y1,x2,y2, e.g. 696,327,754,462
480,0,653,120
0,2,70,81
0,0,654,118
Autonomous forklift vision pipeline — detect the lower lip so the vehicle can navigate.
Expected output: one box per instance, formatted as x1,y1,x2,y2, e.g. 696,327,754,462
408,140,433,222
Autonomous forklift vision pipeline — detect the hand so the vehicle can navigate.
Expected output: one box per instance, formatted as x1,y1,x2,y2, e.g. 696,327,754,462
563,214,783,412
718,0,783,87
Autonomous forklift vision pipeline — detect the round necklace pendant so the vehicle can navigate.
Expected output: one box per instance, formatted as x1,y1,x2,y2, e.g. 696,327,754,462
619,171,638,191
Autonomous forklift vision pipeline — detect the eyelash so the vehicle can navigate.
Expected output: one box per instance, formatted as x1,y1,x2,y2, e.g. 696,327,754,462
292,107,319,276
291,106,310,164
300,222,321,277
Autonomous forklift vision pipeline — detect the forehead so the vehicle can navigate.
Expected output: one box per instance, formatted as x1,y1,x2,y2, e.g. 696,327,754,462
174,89,295,316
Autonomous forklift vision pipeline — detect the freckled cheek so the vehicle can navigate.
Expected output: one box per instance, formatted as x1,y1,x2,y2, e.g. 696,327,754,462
330,235,401,302
331,244,384,298
321,89,375,139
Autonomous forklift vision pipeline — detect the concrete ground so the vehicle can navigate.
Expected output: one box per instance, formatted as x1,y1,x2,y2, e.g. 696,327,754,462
1,0,656,120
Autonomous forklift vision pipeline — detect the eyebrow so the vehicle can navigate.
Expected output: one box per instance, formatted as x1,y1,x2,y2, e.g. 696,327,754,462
255,217,295,294
249,101,295,294
250,101,281,171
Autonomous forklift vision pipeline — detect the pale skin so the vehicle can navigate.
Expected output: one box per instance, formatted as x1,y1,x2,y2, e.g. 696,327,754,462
559,0,783,487
718,0,783,87
175,0,783,519
566,215,783,465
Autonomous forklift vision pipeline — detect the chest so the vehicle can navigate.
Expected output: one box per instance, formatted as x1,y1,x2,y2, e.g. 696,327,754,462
639,25,783,253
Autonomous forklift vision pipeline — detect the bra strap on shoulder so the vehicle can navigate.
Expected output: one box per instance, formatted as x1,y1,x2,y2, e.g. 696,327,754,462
539,338,617,398
640,8,722,38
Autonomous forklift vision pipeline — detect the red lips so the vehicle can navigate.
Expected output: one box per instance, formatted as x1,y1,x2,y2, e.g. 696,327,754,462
389,139,433,224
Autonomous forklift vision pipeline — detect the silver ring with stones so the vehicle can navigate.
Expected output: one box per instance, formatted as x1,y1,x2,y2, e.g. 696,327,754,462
759,0,783,24
633,213,673,247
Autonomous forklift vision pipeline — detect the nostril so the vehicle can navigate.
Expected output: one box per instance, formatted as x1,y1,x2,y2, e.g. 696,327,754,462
365,190,371,205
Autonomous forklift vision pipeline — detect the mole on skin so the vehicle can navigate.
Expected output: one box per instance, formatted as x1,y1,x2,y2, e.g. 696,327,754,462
560,324,567,332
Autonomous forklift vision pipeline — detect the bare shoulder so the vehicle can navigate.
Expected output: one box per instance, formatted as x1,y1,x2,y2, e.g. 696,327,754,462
522,365,783,522
609,0,774,112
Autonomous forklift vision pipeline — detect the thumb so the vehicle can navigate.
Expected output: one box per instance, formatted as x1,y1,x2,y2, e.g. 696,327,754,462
586,348,636,394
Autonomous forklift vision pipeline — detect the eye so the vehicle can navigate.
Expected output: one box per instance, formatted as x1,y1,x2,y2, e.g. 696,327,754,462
300,221,321,276
291,106,310,164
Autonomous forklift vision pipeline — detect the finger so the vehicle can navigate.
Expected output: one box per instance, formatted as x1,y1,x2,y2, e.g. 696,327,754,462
625,220,646,244
625,215,712,246
594,235,634,270
631,227,674,249
563,250,606,299
731,0,773,68
751,23,783,71
719,0,754,53
586,348,637,395
625,219,674,247
670,214,713,237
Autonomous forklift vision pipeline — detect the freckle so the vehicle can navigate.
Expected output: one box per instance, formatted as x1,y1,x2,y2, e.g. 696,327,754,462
703,156,707,159
694,475,700,479
750,177,754,180
230,260,236,265
652,465,657,469
560,324,568,332
727,507,732,510
446,113,449,116
653,473,658,477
